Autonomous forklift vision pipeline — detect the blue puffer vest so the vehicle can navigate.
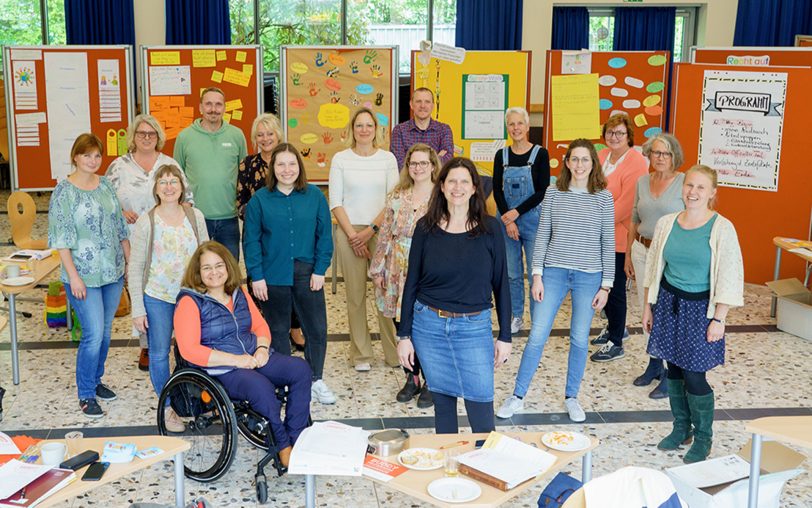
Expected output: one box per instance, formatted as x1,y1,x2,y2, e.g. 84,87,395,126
177,287,257,373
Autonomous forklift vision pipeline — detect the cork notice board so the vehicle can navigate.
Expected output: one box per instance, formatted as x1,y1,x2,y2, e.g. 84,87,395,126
280,46,398,183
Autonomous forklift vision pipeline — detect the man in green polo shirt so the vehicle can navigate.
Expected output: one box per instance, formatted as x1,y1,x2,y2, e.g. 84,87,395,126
174,87,247,260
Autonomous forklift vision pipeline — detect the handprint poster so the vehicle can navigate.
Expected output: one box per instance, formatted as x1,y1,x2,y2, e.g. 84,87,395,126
281,46,398,183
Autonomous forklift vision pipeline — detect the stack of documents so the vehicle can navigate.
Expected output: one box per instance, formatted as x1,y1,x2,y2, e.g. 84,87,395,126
458,432,556,490
288,421,369,476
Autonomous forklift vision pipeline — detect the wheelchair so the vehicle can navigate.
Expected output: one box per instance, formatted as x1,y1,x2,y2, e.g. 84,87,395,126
156,347,293,504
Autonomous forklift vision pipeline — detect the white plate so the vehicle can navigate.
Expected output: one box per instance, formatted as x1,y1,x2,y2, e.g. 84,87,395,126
397,447,443,470
1,276,35,287
427,477,482,503
541,431,591,452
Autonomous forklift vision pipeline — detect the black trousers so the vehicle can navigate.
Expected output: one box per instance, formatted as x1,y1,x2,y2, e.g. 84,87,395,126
605,252,628,347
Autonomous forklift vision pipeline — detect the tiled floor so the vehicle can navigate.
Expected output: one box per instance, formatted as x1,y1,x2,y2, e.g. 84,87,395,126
0,191,810,507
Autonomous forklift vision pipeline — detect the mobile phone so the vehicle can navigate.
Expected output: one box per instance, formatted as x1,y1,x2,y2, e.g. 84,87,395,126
81,461,110,481
59,450,100,470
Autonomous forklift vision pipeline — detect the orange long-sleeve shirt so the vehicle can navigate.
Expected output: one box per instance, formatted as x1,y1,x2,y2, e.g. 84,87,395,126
173,286,271,367
600,147,649,253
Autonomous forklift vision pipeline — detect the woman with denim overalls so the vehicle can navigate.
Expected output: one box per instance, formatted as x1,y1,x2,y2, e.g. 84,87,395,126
492,107,551,335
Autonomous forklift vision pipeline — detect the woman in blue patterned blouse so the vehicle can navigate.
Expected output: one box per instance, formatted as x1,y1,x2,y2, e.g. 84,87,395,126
49,133,130,419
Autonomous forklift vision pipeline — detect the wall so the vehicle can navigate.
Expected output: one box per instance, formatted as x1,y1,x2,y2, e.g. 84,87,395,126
133,0,166,108
523,0,740,116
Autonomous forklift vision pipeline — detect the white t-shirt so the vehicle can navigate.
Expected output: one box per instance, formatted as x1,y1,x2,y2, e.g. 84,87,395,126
328,148,399,225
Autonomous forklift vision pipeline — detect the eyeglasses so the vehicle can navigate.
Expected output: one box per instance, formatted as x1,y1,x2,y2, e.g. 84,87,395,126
158,178,180,186
201,262,226,273
135,131,157,139
606,130,627,138
650,150,672,159
409,160,431,169
567,156,592,166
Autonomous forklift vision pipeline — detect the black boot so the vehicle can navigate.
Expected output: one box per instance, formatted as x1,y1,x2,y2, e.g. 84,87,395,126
0,386,5,422
634,357,664,386
396,375,420,403
417,384,434,408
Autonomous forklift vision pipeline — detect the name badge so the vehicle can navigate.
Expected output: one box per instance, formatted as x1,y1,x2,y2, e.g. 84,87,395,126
222,142,233,147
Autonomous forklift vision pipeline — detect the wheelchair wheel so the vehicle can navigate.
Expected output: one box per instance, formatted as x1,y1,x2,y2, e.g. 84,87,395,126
235,403,270,450
157,369,237,482
256,474,268,504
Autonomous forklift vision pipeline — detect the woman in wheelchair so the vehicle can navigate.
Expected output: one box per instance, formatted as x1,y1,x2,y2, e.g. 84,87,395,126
173,240,312,467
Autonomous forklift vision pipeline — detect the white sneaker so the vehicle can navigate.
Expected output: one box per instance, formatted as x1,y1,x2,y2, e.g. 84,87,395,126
496,395,524,419
311,379,337,404
354,362,371,372
564,397,586,423
510,317,523,334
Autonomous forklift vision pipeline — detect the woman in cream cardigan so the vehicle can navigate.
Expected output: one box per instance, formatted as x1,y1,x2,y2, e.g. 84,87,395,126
642,164,743,464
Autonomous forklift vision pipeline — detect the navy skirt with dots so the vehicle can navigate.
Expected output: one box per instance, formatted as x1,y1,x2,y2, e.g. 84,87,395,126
647,279,725,372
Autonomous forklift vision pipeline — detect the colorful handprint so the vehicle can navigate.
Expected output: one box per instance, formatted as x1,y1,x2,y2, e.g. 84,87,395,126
300,147,311,158
350,61,359,74
330,91,341,103
326,66,340,78
291,73,301,86
363,49,378,64
370,64,382,78
308,82,320,96
375,92,384,106
322,132,333,144
315,52,326,67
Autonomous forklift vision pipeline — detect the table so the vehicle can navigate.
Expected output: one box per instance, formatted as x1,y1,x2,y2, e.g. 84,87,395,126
37,435,190,508
770,236,812,316
356,431,596,508
0,255,62,385
745,416,812,508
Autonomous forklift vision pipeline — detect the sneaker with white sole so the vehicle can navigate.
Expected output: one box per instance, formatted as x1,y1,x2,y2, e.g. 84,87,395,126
590,343,625,363
496,395,524,419
164,407,186,433
311,379,337,404
354,362,371,372
510,317,523,334
564,397,586,423
590,327,629,346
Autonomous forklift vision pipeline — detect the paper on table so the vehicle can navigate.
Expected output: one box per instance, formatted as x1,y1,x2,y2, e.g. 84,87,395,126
0,433,21,455
288,421,369,476
0,460,53,499
667,454,751,489
458,432,556,489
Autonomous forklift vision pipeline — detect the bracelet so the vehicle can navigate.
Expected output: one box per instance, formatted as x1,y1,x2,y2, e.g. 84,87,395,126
711,318,725,325
256,345,269,351
599,287,610,293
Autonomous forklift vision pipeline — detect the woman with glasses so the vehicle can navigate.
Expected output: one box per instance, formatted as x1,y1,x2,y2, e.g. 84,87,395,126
492,107,550,336
627,134,686,399
369,144,441,408
106,114,192,371
497,139,614,423
589,114,648,364
128,164,208,431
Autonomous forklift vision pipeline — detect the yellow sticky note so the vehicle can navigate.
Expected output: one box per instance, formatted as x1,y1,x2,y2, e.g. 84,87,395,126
211,70,224,83
223,113,232,123
236,51,247,63
192,49,216,68
216,50,227,61
242,64,254,76
634,113,648,127
232,110,243,121
150,51,180,65
225,99,243,112
223,68,250,87
550,73,601,141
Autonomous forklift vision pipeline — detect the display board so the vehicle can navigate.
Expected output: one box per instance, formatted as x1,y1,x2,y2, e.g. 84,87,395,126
797,35,812,47
670,62,812,283
543,50,669,173
691,46,812,67
141,45,263,156
3,45,134,190
280,46,398,183
410,50,531,176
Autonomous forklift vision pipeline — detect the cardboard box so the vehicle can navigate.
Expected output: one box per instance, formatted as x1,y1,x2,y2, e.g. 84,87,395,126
765,278,812,341
666,441,805,508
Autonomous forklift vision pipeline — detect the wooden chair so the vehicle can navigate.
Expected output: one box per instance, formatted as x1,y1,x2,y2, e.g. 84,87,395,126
7,191,47,250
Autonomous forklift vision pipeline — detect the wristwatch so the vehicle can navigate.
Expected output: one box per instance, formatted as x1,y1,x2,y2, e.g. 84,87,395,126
370,223,380,233
711,317,725,324
397,336,411,342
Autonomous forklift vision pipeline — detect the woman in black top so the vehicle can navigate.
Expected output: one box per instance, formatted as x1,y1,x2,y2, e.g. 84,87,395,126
397,158,511,433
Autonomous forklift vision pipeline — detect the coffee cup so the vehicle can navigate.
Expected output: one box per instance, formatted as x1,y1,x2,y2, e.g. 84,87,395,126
5,265,20,279
41,442,67,466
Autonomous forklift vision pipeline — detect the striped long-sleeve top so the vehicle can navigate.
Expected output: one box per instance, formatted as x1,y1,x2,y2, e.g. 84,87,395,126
531,185,616,288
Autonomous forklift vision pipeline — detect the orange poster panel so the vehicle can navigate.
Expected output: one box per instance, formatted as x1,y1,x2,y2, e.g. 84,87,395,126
692,47,812,67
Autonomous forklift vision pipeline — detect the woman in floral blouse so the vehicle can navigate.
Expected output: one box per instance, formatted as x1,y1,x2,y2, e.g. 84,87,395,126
369,144,440,408
49,133,130,419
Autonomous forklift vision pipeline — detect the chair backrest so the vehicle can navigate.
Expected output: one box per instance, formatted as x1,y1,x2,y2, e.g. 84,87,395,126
7,191,47,249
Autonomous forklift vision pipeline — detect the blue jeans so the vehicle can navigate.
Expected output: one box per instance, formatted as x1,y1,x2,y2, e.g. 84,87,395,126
65,276,124,400
500,209,540,318
143,294,175,400
205,217,240,262
513,268,601,399
411,301,494,403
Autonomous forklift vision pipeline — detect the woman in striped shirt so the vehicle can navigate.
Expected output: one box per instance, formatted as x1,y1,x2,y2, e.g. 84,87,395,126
497,139,615,423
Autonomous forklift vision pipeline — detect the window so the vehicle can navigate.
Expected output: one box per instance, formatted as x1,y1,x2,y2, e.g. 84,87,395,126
0,0,64,64
587,7,696,63
231,0,456,73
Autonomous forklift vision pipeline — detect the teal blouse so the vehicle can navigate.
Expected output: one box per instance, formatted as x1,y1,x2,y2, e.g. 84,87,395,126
663,214,718,293
48,176,129,287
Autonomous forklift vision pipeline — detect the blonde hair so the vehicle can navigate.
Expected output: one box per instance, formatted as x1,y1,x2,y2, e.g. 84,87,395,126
348,107,382,148
685,164,719,209
395,143,440,191
250,113,282,150
126,114,166,152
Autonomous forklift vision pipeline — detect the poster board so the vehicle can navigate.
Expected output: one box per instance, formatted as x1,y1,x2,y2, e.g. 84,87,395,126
410,50,531,176
796,35,812,47
543,50,670,173
280,46,398,183
691,46,812,67
670,62,812,283
3,45,134,190
141,45,263,156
